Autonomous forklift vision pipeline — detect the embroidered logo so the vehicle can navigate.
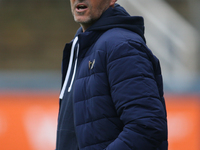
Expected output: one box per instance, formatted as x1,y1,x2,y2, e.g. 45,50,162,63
89,59,95,70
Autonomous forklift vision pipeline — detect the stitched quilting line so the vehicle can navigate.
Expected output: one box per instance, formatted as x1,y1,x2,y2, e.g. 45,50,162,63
74,94,110,104
76,116,119,127
81,139,114,149
75,71,106,81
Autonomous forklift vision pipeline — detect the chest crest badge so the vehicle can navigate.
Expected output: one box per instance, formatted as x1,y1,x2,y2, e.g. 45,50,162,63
89,59,95,70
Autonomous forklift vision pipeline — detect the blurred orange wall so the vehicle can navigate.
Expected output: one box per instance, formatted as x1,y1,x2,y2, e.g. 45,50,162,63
0,92,199,150
0,91,59,150
166,95,200,150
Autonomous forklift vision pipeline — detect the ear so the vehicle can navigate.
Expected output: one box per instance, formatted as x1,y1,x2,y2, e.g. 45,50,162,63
110,0,117,8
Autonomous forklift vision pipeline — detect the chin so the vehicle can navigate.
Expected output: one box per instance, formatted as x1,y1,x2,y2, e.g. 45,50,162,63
74,16,91,24
75,18,91,24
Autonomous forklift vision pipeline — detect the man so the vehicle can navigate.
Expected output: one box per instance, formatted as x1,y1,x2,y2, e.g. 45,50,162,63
56,0,168,149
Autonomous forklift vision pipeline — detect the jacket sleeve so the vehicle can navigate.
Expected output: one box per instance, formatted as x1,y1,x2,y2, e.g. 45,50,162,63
105,41,167,150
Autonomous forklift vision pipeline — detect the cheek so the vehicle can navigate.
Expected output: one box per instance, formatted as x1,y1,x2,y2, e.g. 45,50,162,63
70,4,73,13
92,5,105,18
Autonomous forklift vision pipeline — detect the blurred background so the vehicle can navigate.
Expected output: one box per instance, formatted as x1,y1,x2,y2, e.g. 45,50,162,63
0,0,200,149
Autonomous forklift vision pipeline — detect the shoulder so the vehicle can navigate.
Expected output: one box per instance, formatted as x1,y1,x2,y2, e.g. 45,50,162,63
94,28,146,53
101,28,144,44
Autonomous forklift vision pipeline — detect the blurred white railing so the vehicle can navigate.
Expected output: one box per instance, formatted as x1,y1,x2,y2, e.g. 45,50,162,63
118,0,199,92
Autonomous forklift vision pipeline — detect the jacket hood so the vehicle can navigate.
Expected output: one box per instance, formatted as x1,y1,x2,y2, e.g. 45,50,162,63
75,3,146,42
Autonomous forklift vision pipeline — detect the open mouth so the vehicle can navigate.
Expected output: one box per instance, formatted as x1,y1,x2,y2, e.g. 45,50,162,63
76,4,88,11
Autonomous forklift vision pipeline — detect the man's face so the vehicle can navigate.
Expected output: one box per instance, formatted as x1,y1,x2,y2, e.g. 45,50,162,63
70,0,114,30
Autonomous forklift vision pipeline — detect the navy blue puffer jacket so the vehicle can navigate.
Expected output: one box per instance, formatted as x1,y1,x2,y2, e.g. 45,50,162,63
61,4,168,150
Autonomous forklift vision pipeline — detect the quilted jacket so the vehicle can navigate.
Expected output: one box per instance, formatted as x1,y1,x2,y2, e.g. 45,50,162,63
59,4,168,150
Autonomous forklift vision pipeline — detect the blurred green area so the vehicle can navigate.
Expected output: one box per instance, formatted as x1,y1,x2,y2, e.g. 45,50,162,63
0,0,80,70
0,0,199,72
